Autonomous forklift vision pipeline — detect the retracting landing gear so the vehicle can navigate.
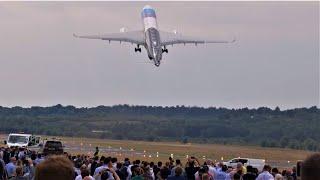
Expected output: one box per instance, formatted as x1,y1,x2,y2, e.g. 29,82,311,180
134,45,142,52
162,46,168,53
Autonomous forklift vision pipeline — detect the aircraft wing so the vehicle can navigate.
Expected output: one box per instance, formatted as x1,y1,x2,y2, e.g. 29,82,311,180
159,31,235,46
73,31,145,45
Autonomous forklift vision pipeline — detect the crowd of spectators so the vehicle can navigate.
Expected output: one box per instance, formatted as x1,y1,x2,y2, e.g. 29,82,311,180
0,146,319,180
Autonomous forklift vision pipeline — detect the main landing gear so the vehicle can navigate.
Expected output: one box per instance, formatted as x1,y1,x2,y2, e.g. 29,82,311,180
162,46,168,53
134,45,141,52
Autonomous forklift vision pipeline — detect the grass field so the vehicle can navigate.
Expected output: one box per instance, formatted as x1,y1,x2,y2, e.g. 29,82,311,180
0,134,312,169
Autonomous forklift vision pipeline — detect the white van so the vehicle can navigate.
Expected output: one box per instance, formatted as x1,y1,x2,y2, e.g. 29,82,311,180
225,158,265,172
5,133,42,149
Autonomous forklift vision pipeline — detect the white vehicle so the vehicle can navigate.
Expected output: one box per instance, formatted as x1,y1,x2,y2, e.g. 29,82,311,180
5,133,42,148
225,158,265,172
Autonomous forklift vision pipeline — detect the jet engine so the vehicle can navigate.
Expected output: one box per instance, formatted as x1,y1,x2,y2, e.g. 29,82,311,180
120,27,128,33
173,29,178,34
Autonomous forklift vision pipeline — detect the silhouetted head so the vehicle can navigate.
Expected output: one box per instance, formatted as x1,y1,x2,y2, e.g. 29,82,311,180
301,153,320,180
35,155,74,180
263,165,272,172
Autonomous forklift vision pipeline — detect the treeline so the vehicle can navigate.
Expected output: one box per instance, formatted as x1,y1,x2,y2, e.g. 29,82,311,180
0,104,319,151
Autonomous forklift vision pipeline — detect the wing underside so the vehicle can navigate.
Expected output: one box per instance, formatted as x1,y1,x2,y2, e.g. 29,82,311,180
74,31,145,45
159,31,235,46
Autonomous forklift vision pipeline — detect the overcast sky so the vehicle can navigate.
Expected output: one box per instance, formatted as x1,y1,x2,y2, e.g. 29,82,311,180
0,2,318,109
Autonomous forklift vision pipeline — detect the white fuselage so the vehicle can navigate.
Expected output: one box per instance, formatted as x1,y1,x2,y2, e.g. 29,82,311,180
141,5,162,66
142,5,158,31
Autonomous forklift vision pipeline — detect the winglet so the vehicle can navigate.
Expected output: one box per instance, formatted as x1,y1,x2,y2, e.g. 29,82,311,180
73,33,79,38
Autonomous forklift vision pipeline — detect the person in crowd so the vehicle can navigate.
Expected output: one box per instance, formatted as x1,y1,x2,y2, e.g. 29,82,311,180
256,165,274,180
15,160,23,169
274,173,283,180
291,166,297,180
149,162,155,178
94,147,99,157
100,168,120,180
204,159,217,179
75,165,94,180
12,166,25,180
301,153,320,180
90,156,99,176
157,162,171,180
281,169,287,178
195,165,213,180
168,167,185,180
185,157,200,180
169,157,174,169
215,162,224,172
134,160,141,166
170,159,184,177
111,158,118,170
98,156,106,168
94,157,113,177
153,161,162,180
29,153,36,164
34,155,75,180
2,144,318,180
74,158,84,177
271,167,279,177
215,165,231,180
0,152,8,180
23,158,35,179
115,162,129,180
237,162,246,175
80,169,90,180
11,163,34,180
141,166,153,180
143,162,155,180
131,166,144,180
17,149,25,161
5,157,16,178
2,148,10,165
242,165,257,180
124,159,133,180
233,172,241,180
229,162,246,178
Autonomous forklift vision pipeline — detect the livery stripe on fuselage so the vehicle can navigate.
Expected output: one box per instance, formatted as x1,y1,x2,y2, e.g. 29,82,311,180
141,8,156,18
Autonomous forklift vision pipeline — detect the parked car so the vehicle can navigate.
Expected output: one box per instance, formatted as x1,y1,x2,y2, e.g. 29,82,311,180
5,133,42,149
224,158,265,171
41,139,64,155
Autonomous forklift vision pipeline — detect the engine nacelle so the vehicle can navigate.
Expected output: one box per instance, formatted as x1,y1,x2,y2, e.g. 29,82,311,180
173,29,178,34
120,27,128,33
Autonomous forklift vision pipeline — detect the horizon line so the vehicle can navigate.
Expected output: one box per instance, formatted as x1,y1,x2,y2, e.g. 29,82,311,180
0,103,318,111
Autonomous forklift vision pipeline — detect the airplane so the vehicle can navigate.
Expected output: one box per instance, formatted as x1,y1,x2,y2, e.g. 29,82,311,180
74,5,235,67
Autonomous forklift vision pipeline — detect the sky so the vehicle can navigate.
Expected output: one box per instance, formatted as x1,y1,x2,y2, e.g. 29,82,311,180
0,1,318,109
